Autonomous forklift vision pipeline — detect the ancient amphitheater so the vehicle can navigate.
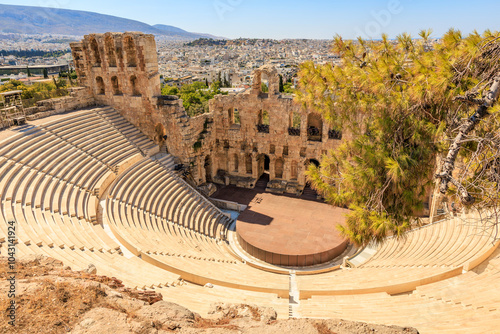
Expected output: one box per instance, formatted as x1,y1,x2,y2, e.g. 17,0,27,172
1,32,500,333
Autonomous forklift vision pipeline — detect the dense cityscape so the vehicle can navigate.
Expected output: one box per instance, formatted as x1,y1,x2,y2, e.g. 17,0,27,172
0,33,339,86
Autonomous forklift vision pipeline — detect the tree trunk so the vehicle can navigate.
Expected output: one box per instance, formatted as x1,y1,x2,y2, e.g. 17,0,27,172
436,74,500,204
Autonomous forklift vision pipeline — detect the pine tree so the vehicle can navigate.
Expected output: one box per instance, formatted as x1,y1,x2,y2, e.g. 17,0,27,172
43,68,48,79
296,29,500,246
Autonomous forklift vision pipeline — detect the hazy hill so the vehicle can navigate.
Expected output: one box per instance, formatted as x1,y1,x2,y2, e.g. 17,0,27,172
153,24,225,40
0,4,221,39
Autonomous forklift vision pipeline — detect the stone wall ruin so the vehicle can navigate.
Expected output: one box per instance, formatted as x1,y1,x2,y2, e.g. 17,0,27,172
70,33,346,194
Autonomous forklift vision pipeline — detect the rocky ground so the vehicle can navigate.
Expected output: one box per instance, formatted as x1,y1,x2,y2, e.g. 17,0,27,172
0,255,419,334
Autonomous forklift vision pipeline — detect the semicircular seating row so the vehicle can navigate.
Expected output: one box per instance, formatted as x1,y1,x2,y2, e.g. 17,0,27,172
0,107,290,318
296,212,498,298
1,106,499,327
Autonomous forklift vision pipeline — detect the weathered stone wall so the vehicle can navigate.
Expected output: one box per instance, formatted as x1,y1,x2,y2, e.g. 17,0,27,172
70,34,345,193
71,32,163,143
25,87,95,120
185,65,346,193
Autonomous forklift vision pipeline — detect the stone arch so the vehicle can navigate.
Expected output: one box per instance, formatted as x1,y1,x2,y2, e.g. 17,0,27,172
105,35,117,67
307,113,323,142
233,153,239,172
95,76,105,95
130,75,141,96
124,36,137,67
89,37,101,67
245,154,253,175
257,153,271,173
275,157,284,179
111,76,121,95
252,66,279,95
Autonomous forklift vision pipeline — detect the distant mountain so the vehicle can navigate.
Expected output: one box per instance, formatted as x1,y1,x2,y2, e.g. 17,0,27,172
0,4,223,39
153,24,226,40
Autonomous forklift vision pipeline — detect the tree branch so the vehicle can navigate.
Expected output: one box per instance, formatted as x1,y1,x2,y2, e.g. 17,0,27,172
437,74,500,204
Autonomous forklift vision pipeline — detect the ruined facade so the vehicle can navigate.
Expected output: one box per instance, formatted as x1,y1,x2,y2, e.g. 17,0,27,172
71,33,345,194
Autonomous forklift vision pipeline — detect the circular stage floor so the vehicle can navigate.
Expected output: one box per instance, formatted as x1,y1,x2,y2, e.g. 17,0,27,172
211,185,349,267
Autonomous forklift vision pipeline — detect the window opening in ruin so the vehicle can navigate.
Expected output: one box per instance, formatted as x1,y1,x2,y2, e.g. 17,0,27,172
234,108,240,125
328,128,342,140
228,107,240,126
124,36,137,67
96,77,105,95
307,113,323,142
270,144,275,154
246,154,253,174
283,146,289,156
260,72,269,93
105,36,117,67
111,76,122,95
289,110,301,136
89,37,101,67
257,110,270,133
130,75,141,96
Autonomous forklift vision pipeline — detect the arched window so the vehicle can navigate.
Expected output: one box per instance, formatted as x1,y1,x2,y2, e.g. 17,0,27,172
246,154,253,174
257,110,270,133
260,72,269,93
130,75,141,96
105,35,116,67
89,37,101,67
124,36,137,67
307,113,323,142
228,107,241,125
95,76,105,95
275,158,284,179
111,76,121,95
288,110,301,136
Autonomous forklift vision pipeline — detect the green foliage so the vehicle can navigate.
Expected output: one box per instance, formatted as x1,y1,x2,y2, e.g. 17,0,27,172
261,82,269,93
0,79,69,107
0,49,70,58
161,81,227,117
297,29,500,246
193,140,202,151
283,82,294,94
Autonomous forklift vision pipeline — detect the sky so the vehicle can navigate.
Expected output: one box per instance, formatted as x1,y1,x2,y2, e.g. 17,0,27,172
1,0,500,39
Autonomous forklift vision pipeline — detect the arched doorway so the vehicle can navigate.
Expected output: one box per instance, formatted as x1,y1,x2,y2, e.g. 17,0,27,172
204,155,212,183
257,154,270,174
255,154,270,189
307,113,323,142
307,159,320,168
